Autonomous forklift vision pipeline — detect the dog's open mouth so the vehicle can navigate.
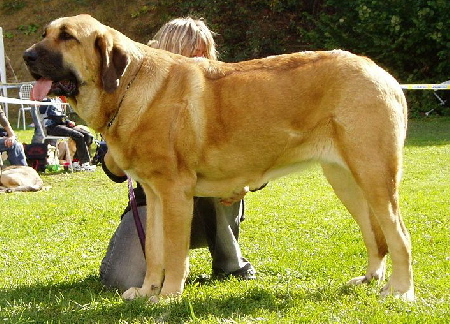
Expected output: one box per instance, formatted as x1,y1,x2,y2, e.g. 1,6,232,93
31,78,78,101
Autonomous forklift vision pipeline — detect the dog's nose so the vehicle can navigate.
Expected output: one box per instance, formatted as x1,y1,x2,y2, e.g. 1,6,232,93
23,50,38,63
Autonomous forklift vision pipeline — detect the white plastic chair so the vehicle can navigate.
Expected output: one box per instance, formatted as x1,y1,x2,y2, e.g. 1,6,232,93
33,98,73,172
17,83,34,130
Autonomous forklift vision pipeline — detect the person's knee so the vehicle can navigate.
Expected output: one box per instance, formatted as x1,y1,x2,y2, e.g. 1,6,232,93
85,135,93,146
70,131,84,140
16,142,25,152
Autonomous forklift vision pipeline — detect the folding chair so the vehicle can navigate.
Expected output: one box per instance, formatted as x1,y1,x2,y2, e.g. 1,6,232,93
427,80,450,116
433,80,449,105
33,98,74,172
17,83,34,130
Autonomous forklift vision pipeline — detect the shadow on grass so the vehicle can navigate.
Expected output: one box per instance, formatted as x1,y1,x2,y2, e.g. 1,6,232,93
406,117,450,146
0,275,363,322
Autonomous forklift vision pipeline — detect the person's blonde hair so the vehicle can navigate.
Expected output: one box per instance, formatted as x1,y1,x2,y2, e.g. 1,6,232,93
149,17,218,60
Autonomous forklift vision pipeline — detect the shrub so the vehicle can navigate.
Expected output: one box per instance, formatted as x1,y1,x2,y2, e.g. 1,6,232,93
303,0,450,115
1,0,26,14
150,0,449,115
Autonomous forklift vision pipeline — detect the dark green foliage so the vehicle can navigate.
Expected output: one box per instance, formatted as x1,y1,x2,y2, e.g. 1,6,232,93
153,0,317,61
304,0,450,115
303,0,449,82
1,0,26,14
4,0,447,115
150,0,449,115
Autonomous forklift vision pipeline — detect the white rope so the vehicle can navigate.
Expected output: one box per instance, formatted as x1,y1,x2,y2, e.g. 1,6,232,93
400,84,450,90
0,95,51,106
2,84,449,109
0,82,34,86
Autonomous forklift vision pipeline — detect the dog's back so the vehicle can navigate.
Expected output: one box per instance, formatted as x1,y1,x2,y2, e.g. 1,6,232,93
191,50,407,195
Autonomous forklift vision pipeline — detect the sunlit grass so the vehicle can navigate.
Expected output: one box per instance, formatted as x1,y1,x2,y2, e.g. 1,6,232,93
1,118,449,323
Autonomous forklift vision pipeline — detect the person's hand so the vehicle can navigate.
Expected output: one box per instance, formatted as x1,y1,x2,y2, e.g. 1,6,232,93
67,121,76,127
3,136,15,148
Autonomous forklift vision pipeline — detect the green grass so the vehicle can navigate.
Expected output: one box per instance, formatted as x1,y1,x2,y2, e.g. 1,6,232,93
1,118,449,323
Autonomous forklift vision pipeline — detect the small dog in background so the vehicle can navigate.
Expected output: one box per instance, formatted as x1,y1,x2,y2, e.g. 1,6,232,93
57,138,76,164
57,125,95,164
0,165,47,193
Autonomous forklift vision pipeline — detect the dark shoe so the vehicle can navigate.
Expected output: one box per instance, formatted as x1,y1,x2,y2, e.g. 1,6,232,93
212,263,256,280
231,263,257,280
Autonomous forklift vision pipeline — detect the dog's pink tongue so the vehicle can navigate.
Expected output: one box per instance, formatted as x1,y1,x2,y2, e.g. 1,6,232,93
31,79,52,101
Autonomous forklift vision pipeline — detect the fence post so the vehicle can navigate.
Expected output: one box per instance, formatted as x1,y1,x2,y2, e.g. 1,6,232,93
0,27,9,118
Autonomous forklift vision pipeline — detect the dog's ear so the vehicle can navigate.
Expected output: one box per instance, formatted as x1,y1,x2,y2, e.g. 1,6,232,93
95,34,129,93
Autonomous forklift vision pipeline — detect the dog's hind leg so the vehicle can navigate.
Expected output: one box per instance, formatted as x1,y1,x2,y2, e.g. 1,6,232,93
0,186,12,193
321,163,387,285
323,133,413,301
359,177,414,301
3,185,42,192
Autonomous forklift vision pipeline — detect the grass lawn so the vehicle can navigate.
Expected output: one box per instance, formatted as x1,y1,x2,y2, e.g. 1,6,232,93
1,117,449,323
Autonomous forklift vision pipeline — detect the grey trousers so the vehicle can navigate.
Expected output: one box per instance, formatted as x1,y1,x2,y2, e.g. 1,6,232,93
100,197,251,291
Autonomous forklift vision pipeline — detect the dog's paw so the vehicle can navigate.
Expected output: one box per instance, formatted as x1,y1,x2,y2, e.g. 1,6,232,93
347,269,385,286
122,287,144,300
149,295,160,303
380,283,415,301
122,287,160,303
347,275,369,286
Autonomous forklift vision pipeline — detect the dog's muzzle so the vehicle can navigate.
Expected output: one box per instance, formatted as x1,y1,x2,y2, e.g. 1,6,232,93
23,47,79,100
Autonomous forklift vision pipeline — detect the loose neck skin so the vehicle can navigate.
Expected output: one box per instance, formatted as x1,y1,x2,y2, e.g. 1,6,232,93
69,44,146,133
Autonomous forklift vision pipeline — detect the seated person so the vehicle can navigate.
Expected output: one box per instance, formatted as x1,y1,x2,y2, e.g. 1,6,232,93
0,105,27,166
30,103,45,145
37,98,95,171
101,152,256,290
100,17,256,291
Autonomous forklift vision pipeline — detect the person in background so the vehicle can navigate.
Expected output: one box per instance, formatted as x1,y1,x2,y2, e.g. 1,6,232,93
30,103,45,144
100,17,256,291
0,104,27,166
38,98,95,172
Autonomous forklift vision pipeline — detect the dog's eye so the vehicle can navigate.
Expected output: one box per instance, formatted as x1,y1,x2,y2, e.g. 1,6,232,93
42,31,47,38
59,31,74,41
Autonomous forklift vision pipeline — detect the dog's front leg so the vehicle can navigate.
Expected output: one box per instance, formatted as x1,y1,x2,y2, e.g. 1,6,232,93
123,188,165,301
122,182,193,301
159,188,193,297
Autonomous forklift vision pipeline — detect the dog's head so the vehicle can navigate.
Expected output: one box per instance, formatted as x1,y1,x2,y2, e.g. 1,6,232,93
23,14,130,101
